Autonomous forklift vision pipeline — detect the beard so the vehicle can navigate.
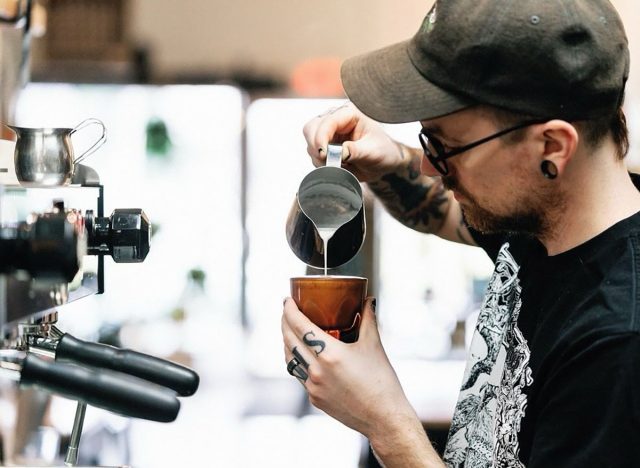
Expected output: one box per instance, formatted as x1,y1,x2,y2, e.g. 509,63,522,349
442,175,557,237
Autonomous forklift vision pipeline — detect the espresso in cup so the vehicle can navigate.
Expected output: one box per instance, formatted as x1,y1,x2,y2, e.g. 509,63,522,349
290,275,367,343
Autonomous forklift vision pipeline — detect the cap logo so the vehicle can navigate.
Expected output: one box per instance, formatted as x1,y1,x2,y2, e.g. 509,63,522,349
422,2,437,34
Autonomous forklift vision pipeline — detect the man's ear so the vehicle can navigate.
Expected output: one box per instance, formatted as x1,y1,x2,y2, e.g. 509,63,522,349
537,120,579,177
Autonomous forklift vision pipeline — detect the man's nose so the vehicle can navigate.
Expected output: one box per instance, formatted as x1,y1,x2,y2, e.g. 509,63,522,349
420,153,443,177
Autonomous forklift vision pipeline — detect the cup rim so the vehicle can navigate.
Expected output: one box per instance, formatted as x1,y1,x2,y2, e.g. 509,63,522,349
290,275,367,281
8,124,74,133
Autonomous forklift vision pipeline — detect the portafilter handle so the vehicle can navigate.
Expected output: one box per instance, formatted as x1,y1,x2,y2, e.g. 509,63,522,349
20,354,180,423
54,331,199,397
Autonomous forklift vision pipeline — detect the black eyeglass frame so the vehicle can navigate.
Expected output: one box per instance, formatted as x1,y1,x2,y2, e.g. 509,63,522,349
418,119,548,175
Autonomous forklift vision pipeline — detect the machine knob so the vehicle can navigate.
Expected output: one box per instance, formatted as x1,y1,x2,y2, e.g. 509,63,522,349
86,209,151,263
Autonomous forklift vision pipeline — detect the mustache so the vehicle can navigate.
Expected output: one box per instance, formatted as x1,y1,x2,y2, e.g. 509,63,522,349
441,175,458,191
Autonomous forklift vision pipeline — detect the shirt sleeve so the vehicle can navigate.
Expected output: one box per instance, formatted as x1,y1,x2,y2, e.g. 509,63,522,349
526,332,640,467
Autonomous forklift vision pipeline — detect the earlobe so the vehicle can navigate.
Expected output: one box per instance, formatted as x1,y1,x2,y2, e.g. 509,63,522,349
540,121,578,178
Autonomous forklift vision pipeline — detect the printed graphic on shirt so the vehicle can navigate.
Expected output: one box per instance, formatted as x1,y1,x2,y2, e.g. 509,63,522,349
443,243,533,468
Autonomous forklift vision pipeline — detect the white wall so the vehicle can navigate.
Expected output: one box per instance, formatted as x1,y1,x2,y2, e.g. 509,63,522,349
126,0,640,163
126,0,428,80
127,0,638,86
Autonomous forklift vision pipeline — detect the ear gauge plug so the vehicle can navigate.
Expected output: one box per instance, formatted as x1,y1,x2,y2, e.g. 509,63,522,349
540,160,558,179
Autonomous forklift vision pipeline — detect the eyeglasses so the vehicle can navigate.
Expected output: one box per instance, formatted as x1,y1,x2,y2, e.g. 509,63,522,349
418,120,547,175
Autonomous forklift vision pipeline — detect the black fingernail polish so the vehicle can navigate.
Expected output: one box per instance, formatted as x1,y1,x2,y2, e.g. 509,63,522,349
372,298,377,312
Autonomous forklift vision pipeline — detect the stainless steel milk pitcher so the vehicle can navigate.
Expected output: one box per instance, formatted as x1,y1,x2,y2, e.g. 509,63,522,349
10,118,107,187
286,144,366,269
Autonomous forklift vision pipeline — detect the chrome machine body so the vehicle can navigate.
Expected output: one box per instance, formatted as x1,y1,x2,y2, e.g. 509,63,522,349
0,3,199,466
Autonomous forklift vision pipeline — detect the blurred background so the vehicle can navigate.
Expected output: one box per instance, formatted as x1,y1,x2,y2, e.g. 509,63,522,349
0,0,638,467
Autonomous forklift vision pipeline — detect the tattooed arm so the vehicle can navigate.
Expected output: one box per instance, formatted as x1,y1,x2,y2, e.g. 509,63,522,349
367,144,476,246
303,103,474,245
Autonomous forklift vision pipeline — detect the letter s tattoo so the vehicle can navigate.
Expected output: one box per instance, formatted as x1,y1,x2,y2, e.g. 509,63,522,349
303,331,326,356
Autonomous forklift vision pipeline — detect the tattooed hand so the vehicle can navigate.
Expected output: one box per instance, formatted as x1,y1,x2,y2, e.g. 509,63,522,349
281,297,419,440
303,102,407,183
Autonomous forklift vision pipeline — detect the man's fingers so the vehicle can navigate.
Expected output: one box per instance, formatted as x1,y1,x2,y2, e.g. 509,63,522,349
283,297,340,358
306,104,358,157
289,360,309,382
306,143,326,167
282,318,314,384
283,297,327,340
358,297,381,341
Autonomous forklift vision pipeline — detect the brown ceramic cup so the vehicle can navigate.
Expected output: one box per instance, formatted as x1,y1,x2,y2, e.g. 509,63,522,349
290,276,367,343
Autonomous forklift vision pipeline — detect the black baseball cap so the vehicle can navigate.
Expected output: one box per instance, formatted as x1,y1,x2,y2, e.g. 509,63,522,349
341,0,630,123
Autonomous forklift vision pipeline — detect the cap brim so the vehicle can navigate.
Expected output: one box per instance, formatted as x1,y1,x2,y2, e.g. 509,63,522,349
341,40,474,124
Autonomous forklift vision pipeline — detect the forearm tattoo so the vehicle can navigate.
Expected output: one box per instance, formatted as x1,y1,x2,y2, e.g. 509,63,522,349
368,149,449,233
303,331,326,356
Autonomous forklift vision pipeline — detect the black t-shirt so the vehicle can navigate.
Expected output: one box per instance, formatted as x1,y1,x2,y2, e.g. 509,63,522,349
442,199,640,467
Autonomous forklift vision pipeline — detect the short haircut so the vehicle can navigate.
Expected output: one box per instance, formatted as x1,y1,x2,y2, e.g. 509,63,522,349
485,105,629,160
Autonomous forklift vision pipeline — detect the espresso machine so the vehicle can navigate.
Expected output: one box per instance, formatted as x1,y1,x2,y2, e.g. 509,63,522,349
0,149,200,466
0,3,199,465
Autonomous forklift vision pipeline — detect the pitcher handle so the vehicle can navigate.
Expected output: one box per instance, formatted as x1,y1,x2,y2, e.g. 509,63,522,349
70,118,107,164
326,144,343,168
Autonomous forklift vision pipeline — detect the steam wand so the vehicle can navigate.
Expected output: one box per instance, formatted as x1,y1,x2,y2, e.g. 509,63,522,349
64,401,86,467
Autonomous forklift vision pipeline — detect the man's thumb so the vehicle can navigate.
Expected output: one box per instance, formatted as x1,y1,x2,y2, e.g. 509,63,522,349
359,297,380,338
